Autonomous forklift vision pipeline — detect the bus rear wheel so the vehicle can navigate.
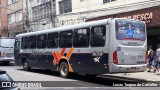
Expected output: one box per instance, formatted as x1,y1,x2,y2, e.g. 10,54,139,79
23,60,31,71
59,62,69,78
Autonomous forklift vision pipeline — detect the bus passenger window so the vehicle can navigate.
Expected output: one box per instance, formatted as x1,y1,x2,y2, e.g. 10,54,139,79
47,33,58,48
59,31,73,48
21,37,28,49
37,34,46,49
73,28,89,47
91,26,106,47
28,36,36,49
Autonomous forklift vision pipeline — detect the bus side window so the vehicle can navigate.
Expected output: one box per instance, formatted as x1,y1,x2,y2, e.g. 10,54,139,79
73,28,90,47
47,32,58,48
91,25,106,47
28,36,36,49
21,37,28,49
37,34,46,49
59,30,73,48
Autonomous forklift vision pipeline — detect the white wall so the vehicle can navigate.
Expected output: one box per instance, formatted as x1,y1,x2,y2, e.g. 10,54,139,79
71,0,157,13
55,0,160,27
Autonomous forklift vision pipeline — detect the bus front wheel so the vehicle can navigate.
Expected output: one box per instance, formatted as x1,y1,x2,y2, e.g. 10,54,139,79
59,62,69,78
23,60,31,71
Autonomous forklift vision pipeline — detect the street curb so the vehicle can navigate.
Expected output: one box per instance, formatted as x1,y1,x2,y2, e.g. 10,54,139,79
99,74,154,83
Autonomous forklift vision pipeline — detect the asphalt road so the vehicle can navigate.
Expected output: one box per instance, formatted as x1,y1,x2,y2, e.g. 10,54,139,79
0,63,159,90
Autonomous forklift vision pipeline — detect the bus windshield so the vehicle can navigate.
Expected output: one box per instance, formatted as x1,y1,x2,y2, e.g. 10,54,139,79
115,19,146,41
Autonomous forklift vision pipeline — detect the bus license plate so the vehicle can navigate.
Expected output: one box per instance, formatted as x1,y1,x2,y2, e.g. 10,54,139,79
130,67,136,70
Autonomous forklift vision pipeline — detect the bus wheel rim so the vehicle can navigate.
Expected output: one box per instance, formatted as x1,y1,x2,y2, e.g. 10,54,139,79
24,62,27,69
61,65,67,76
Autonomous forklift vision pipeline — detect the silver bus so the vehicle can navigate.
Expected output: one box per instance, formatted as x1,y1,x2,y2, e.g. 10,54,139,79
14,18,147,78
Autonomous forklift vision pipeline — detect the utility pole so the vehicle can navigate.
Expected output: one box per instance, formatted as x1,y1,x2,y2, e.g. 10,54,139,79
50,0,56,28
25,0,30,32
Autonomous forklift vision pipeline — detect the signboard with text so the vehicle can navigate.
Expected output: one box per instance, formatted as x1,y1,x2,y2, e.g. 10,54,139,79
86,6,160,27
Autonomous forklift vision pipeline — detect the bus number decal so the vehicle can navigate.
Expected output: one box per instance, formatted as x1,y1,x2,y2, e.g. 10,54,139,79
92,51,104,56
93,57,100,62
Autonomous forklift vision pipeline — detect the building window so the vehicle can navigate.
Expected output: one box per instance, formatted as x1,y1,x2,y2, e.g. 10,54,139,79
15,10,22,22
12,0,16,3
73,28,90,47
32,1,51,21
103,0,116,3
47,32,58,48
41,0,48,3
59,0,72,14
90,26,106,47
8,0,18,5
8,0,12,5
8,13,15,24
8,14,12,24
59,30,73,48
37,0,40,3
80,0,85,2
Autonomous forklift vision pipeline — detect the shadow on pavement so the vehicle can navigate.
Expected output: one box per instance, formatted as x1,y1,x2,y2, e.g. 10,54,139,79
16,68,150,87
0,62,14,66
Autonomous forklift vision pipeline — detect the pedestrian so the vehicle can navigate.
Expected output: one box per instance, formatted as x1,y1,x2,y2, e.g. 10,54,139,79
147,46,154,72
154,44,160,75
152,51,157,73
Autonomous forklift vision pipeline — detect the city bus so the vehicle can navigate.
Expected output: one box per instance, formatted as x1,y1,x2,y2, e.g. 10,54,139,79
0,38,15,65
14,18,147,78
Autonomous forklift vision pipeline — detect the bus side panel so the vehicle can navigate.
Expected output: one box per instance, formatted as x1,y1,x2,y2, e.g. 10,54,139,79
89,53,109,74
47,55,57,70
69,53,109,74
69,53,90,73
26,54,57,70
15,53,30,66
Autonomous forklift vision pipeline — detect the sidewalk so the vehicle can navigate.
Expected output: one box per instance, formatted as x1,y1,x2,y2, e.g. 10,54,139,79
103,70,160,82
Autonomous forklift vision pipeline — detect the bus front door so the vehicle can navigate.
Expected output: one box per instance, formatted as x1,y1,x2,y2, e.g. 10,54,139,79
14,39,21,65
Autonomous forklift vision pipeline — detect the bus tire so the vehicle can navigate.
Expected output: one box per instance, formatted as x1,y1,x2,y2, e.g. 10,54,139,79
59,62,69,78
23,60,31,71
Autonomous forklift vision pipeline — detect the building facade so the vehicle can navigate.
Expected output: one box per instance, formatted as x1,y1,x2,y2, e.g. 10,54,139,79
0,0,8,37
7,0,26,37
55,0,156,27
2,0,160,48
27,0,56,32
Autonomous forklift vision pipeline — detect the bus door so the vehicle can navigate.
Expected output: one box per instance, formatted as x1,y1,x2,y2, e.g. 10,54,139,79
14,39,21,65
89,25,109,74
34,34,48,68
